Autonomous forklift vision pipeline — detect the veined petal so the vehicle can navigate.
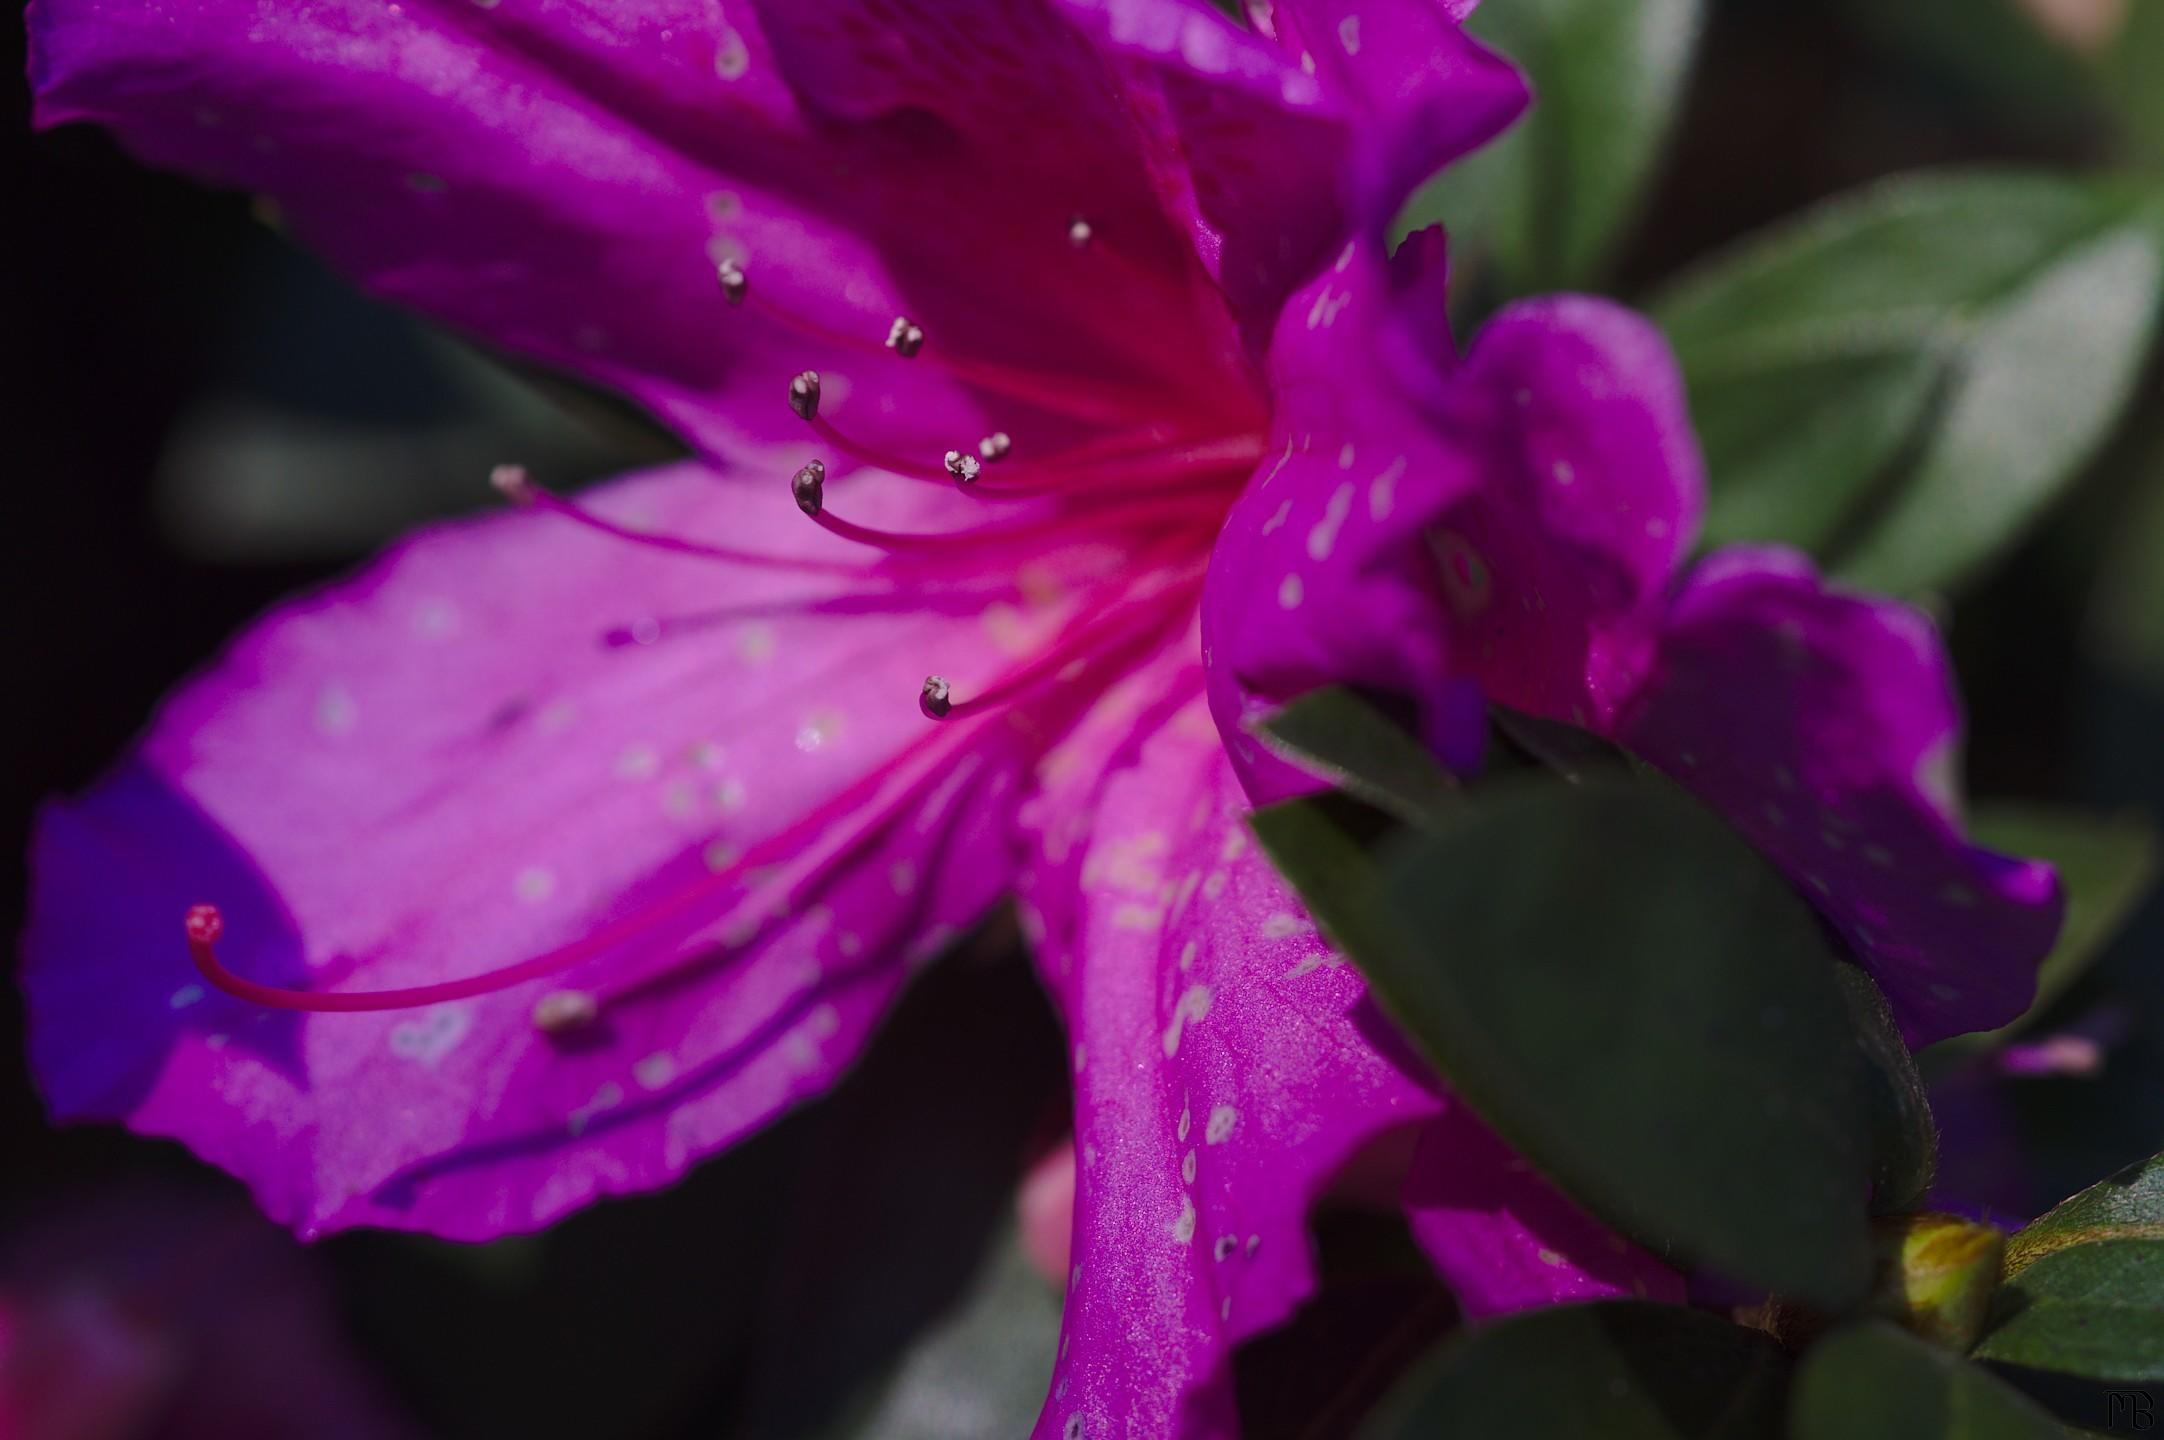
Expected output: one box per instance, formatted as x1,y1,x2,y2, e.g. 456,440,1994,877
23,461,1045,1239
1615,547,2064,1047
1024,688,1440,1438
28,0,1295,452
1205,236,1702,800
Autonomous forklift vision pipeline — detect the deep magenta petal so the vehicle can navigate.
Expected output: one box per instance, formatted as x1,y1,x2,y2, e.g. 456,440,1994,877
1617,547,2065,1047
23,462,1047,1239
1204,240,1702,802
1024,688,1440,1438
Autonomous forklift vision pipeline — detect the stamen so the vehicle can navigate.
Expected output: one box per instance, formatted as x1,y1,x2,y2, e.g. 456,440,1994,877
532,990,600,1035
792,460,827,517
885,317,926,358
717,257,748,307
979,432,1012,463
788,370,821,421
920,675,953,719
943,450,981,485
495,465,863,575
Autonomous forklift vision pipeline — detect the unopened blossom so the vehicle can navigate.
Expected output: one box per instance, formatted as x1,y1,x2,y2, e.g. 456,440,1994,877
21,2,2059,1437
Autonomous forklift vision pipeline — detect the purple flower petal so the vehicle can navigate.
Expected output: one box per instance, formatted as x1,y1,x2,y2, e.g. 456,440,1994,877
1403,1104,1682,1320
24,461,1047,1239
27,0,1373,453
1251,0,1526,230
1204,236,1702,801
1615,547,2064,1047
1024,684,1440,1438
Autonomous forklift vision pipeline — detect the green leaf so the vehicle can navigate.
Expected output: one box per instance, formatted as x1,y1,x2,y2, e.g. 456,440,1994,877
1249,794,1400,970
2005,1151,2164,1276
816,1226,1061,1440
1359,1301,1788,1440
1402,0,1704,294
2088,438,2164,697
1360,776,1875,1307
1791,1320,2066,1440
1934,806,2162,1063
1838,964,1940,1214
1653,172,2164,594
1975,1240,2164,1384
1251,687,1459,827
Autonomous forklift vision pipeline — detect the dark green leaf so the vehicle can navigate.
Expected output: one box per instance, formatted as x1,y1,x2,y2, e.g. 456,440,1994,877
1402,0,1704,294
1976,1240,2164,1383
1791,1320,2065,1440
1362,777,1875,1307
2005,1151,2164,1276
1838,964,1939,1213
2088,440,2164,697
1249,794,1400,970
1488,703,1637,783
1251,687,1458,827
1358,1301,1788,1440
1653,172,2164,594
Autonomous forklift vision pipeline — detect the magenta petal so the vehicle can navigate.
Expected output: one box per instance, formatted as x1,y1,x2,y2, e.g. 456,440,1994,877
1024,689,1438,1438
28,0,1253,453
1204,240,1703,802
1256,0,1526,229
23,462,1038,1239
1616,547,2064,1047
1403,1105,1682,1320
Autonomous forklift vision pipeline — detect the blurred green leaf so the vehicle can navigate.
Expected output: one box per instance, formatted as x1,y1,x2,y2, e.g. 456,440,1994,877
1349,776,1874,1307
1403,0,1703,295
1832,0,2097,125
1358,1301,1788,1439
2088,439,2164,696
1252,687,1459,827
1653,172,2164,594
1487,704,1638,783
816,1226,1060,1440
1975,1239,2164,1383
1792,1320,2065,1440
1839,965,1940,1213
2005,1150,2164,1276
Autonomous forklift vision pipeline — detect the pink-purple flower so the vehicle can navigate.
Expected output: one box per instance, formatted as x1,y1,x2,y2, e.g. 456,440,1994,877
21,1,2062,1436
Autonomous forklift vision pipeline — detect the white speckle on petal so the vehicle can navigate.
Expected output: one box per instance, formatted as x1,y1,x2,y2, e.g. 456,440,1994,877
715,778,748,812
736,623,776,664
1538,1248,1565,1267
1163,985,1214,1057
1201,871,1228,903
1337,442,1356,470
1261,499,1293,535
1182,1149,1197,1185
567,1082,625,1137
1369,455,1407,521
169,984,205,1010
714,27,750,79
1171,1195,1198,1244
1261,912,1304,939
413,599,458,638
1278,574,1304,609
1337,14,1361,53
1206,1105,1238,1145
1307,483,1355,561
514,867,556,904
389,1003,473,1067
1178,939,1198,972
314,685,358,736
889,860,918,896
634,1053,678,1089
616,743,661,781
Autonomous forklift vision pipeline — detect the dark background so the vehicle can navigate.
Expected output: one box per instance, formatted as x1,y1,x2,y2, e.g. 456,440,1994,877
6,1,2161,1433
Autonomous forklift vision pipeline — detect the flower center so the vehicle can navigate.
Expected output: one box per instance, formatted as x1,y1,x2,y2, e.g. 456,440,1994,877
183,234,1266,1024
